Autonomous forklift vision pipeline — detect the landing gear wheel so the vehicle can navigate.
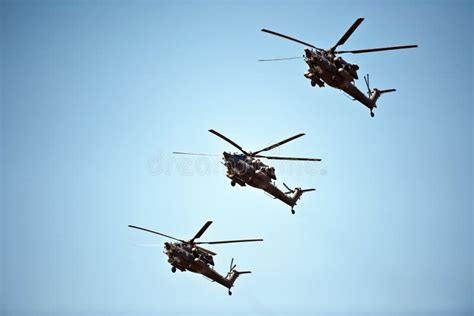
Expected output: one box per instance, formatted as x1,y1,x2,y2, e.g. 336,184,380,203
291,209,295,215
231,181,236,187
171,267,176,273
311,80,316,87
370,112,375,117
228,290,232,296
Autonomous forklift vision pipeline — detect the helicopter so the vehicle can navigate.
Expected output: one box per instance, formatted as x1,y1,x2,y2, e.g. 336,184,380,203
173,129,321,214
260,17,418,117
129,221,263,295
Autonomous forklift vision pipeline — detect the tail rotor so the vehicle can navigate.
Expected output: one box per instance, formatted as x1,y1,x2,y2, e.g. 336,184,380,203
364,73,372,97
283,182,294,194
363,73,396,117
226,258,237,281
225,258,251,296
229,258,236,274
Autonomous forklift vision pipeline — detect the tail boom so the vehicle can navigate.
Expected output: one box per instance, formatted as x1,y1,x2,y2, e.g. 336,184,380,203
343,82,396,116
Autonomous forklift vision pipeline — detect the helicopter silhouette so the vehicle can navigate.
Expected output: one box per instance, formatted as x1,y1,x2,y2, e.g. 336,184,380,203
129,221,262,295
174,129,321,214
260,17,418,117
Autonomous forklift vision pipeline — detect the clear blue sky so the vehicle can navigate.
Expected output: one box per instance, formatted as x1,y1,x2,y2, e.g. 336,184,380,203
1,1,472,315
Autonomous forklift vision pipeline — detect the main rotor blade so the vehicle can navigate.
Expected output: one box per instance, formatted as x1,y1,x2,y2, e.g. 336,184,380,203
128,225,185,242
254,155,321,162
258,56,303,62
209,129,249,155
172,152,219,157
331,17,365,51
196,238,264,245
252,133,306,155
261,29,321,50
191,221,213,242
335,45,418,54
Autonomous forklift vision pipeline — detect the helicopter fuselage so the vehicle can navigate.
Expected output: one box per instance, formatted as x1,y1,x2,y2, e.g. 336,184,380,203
223,152,305,209
304,50,356,86
164,241,238,289
303,49,388,113
165,241,214,270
